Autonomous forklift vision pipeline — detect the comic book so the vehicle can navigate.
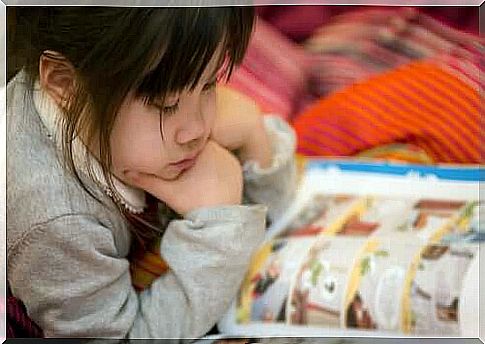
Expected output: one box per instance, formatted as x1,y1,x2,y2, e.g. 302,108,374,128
218,159,482,338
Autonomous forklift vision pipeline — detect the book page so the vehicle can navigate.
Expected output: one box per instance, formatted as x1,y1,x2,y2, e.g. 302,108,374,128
219,168,481,337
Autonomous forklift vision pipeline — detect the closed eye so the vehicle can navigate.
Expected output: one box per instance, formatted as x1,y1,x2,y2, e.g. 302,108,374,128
159,100,180,115
141,95,180,116
148,98,179,116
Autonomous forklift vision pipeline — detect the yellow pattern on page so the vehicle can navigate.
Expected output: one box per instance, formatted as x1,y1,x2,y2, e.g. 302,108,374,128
237,242,273,323
321,197,373,236
400,209,467,334
343,239,380,321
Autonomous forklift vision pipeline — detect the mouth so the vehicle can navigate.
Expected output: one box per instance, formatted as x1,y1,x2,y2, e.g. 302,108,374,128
169,151,201,171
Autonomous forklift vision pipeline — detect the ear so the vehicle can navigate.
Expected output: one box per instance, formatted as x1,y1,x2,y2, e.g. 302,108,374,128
39,51,76,108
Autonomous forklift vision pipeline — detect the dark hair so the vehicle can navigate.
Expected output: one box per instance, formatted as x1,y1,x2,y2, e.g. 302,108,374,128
7,6,255,241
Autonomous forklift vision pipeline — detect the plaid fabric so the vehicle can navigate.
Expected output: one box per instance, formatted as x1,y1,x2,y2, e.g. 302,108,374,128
303,8,483,100
130,237,168,291
256,6,478,43
226,18,309,120
6,284,44,338
434,43,484,93
125,194,173,291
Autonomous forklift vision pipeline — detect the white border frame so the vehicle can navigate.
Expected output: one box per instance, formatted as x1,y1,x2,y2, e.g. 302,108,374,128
1,1,6,342
0,2,482,343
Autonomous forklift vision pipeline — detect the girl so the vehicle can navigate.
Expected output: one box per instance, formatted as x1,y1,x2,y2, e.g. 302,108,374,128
6,7,297,338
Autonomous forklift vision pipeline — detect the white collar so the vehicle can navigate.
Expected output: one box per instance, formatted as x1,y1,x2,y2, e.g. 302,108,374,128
32,83,146,213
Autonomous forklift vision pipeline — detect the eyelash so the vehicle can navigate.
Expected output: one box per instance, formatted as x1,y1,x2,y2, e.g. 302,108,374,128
148,80,216,115
159,100,179,115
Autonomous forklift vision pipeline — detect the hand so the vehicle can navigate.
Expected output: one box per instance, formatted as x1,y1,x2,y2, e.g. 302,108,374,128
128,141,243,216
213,86,272,168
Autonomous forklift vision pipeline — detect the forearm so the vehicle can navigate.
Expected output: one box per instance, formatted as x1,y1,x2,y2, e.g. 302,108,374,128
242,115,298,223
9,208,265,339
131,205,266,338
237,116,273,169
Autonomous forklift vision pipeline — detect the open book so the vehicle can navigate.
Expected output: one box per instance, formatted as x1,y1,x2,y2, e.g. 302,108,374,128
218,159,482,338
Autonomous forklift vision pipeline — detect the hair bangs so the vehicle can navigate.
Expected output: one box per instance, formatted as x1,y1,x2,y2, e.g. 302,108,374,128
135,7,254,105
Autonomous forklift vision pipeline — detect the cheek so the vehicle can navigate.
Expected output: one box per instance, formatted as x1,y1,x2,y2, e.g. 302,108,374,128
110,103,168,176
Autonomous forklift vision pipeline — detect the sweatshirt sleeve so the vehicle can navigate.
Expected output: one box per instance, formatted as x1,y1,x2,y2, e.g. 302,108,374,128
7,205,266,339
242,115,298,223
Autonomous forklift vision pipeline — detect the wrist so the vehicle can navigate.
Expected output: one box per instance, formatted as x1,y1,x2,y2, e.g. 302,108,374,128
238,119,273,169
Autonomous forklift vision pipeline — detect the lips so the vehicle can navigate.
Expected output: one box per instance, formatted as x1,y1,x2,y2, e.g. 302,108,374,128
169,151,200,170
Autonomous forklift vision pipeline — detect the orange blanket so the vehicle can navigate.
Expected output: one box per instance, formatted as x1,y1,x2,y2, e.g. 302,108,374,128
293,59,482,164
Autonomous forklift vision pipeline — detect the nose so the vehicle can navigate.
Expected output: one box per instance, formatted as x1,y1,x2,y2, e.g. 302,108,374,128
175,109,205,147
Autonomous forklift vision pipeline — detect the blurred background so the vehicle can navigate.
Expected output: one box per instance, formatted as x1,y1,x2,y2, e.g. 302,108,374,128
225,5,482,166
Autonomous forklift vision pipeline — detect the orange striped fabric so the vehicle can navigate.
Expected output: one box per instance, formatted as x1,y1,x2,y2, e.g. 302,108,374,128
293,60,482,164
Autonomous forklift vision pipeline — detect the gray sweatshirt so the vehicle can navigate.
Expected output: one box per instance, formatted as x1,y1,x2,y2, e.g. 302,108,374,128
6,74,297,339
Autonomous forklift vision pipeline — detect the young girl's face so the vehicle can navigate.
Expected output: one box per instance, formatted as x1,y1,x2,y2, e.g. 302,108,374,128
109,56,219,183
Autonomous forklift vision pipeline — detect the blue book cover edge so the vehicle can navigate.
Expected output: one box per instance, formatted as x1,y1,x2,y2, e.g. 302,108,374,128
305,159,484,182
